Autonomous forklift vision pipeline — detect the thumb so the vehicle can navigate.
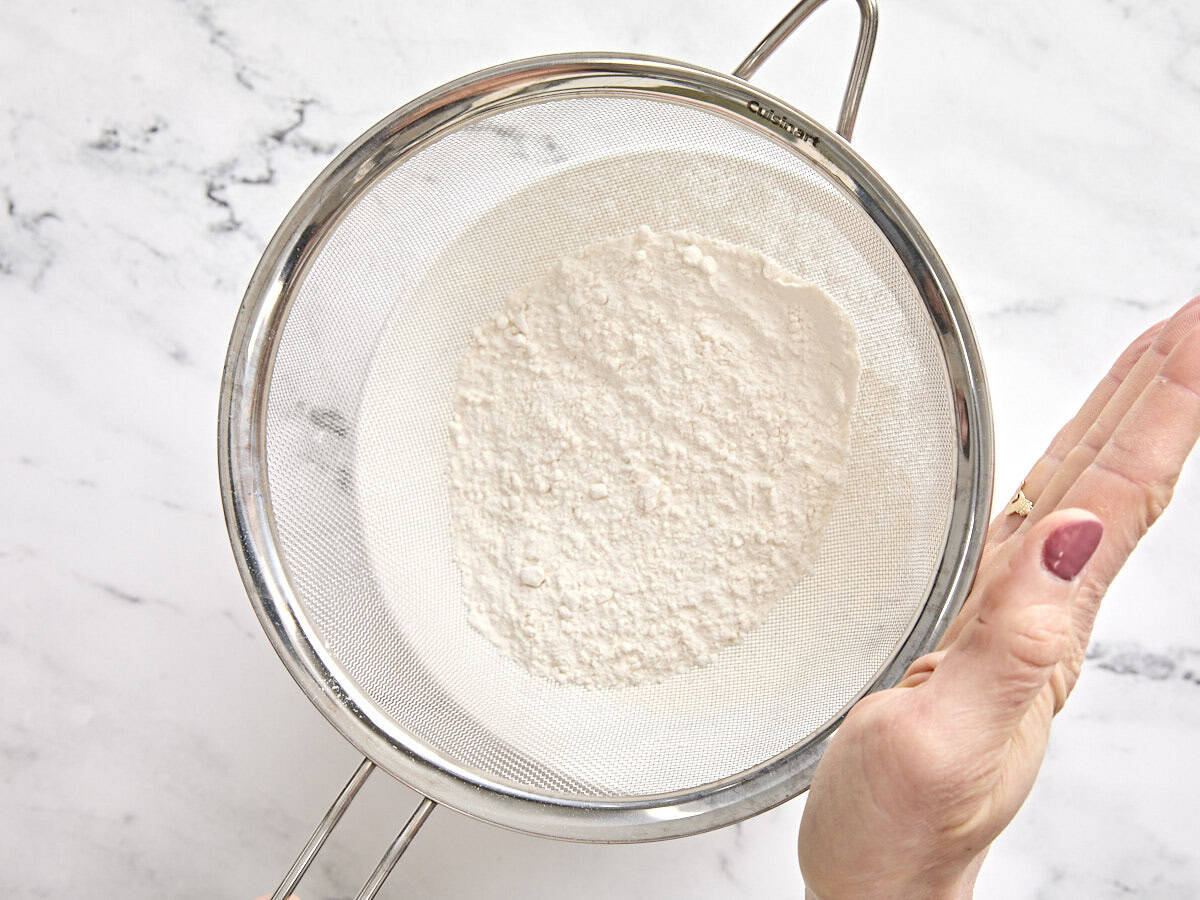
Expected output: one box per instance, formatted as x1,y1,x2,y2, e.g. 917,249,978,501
930,509,1104,736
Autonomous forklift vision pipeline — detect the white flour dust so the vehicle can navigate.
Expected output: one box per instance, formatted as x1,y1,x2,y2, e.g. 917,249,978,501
448,227,860,688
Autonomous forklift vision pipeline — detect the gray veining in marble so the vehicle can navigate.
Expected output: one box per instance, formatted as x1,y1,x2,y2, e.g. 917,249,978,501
2,0,1198,897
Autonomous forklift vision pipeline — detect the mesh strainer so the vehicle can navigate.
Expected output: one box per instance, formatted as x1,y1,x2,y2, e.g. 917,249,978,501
218,1,993,896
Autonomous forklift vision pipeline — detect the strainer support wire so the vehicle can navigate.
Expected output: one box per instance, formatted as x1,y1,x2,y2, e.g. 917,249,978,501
219,1,991,896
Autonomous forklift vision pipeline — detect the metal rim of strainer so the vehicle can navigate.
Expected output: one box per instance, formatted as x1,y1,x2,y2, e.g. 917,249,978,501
219,4,993,890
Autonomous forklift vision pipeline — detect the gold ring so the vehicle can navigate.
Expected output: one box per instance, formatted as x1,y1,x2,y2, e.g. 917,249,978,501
1004,487,1034,517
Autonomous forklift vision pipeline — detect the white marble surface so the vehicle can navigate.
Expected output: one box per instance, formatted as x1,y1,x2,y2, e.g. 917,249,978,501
2,0,1199,896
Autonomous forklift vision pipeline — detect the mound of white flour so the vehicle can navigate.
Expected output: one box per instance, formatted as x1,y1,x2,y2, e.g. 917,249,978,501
448,226,859,688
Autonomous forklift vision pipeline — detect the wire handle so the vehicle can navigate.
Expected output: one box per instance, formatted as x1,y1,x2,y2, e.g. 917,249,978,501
733,0,878,141
269,758,436,900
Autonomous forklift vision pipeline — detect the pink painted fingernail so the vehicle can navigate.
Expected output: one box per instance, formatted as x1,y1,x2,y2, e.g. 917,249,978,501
1042,519,1104,580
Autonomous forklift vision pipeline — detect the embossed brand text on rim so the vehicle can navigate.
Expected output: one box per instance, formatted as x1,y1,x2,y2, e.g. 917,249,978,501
747,99,819,146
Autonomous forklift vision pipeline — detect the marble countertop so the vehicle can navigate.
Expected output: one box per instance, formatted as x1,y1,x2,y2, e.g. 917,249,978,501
2,0,1198,896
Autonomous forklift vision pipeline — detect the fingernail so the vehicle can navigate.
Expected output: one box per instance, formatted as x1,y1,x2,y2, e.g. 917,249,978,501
1042,519,1104,580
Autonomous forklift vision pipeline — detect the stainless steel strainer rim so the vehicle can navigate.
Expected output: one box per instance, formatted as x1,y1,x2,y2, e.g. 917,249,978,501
220,30,990,891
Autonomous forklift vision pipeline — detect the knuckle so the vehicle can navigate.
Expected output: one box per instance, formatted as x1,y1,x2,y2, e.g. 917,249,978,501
1127,475,1174,531
1005,605,1069,671
1156,369,1200,404
1097,436,1179,530
1143,481,1175,526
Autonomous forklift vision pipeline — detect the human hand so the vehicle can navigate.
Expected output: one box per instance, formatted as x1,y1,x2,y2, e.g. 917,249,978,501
797,297,1200,899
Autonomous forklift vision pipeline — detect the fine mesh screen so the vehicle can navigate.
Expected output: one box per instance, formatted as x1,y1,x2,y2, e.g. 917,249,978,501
264,95,957,799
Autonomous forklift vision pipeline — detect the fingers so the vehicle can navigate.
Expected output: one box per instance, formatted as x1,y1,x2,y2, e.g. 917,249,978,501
986,319,1164,546
930,510,1103,737
935,297,1200,736
1015,299,1200,538
1047,325,1200,639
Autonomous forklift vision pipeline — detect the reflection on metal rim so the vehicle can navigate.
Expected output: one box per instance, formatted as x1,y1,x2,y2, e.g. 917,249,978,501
217,52,993,843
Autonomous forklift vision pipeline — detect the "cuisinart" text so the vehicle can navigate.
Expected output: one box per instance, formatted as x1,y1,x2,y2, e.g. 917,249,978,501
747,100,818,146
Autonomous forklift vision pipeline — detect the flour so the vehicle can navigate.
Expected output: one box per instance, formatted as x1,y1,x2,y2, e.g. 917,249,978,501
447,226,860,688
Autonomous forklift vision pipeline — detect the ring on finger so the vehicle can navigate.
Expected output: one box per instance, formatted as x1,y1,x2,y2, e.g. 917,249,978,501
1005,486,1034,517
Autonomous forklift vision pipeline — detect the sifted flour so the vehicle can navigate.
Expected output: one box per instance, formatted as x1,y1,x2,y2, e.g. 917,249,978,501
448,226,860,688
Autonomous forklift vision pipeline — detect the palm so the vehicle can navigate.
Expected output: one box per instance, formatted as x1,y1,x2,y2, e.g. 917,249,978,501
841,648,1055,838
